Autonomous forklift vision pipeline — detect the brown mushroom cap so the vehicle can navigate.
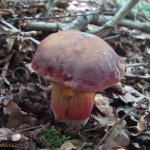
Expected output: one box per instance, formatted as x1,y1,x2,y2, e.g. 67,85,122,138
31,30,125,93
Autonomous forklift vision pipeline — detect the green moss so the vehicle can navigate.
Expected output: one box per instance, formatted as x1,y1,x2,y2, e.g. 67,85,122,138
42,126,70,149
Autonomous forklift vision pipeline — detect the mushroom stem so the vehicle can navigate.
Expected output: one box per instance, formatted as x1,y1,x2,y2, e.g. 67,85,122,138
51,83,95,125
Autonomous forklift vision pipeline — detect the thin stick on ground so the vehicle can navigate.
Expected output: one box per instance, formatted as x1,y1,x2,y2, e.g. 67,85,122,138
0,17,40,45
124,74,150,80
125,63,149,68
0,125,42,139
95,15,150,33
12,12,100,21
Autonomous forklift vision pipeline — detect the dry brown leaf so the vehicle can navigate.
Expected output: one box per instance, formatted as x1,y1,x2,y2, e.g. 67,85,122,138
68,139,87,150
3,100,37,128
101,121,130,150
131,115,147,136
117,86,146,103
18,38,35,53
92,94,117,126
60,141,77,150
0,25,20,52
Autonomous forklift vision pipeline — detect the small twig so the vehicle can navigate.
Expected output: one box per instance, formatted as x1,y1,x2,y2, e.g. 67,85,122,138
125,62,149,68
10,0,47,2
0,125,42,139
124,74,150,80
17,73,27,87
138,3,150,22
103,34,120,40
94,97,147,150
22,22,66,32
0,17,40,45
12,12,100,21
0,19,19,30
24,37,40,45
118,98,148,123
62,8,102,31
141,9,150,22
95,15,150,33
13,125,42,134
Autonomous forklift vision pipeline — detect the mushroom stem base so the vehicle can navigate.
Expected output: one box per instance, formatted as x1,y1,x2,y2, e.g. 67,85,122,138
51,83,95,125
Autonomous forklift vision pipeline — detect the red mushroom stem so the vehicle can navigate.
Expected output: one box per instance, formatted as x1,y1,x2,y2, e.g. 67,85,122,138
51,83,95,125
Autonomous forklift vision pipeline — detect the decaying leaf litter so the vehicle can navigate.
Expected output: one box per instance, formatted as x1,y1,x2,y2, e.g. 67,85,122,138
0,0,150,149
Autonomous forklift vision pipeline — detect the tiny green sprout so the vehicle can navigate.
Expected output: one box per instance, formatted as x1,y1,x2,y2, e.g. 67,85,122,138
53,1,57,4
42,126,70,149
75,27,80,31
85,30,96,33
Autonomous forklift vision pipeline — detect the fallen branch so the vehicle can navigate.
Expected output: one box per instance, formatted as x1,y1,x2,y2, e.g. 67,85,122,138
93,0,139,37
0,16,40,45
22,14,150,33
62,10,100,31
94,15,150,33
103,7,150,22
22,22,66,32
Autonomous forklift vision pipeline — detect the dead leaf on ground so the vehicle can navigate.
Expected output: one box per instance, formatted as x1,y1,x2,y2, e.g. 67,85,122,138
60,141,77,150
115,85,146,103
92,94,117,127
0,24,20,53
100,121,130,150
3,100,37,128
130,115,147,136
68,139,87,150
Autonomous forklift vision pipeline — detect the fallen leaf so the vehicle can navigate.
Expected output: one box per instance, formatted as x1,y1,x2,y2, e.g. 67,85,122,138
101,121,130,150
60,141,77,150
117,86,146,103
131,115,147,136
0,25,20,52
3,100,37,128
92,94,117,126
68,139,87,150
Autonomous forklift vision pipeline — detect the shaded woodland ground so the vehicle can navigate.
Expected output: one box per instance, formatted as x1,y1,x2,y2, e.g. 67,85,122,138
0,0,150,149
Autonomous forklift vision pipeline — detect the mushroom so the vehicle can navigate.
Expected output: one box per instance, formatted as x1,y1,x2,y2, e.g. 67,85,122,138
31,30,125,125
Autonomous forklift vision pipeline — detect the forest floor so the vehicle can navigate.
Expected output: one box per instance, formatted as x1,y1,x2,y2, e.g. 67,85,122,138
0,0,150,150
